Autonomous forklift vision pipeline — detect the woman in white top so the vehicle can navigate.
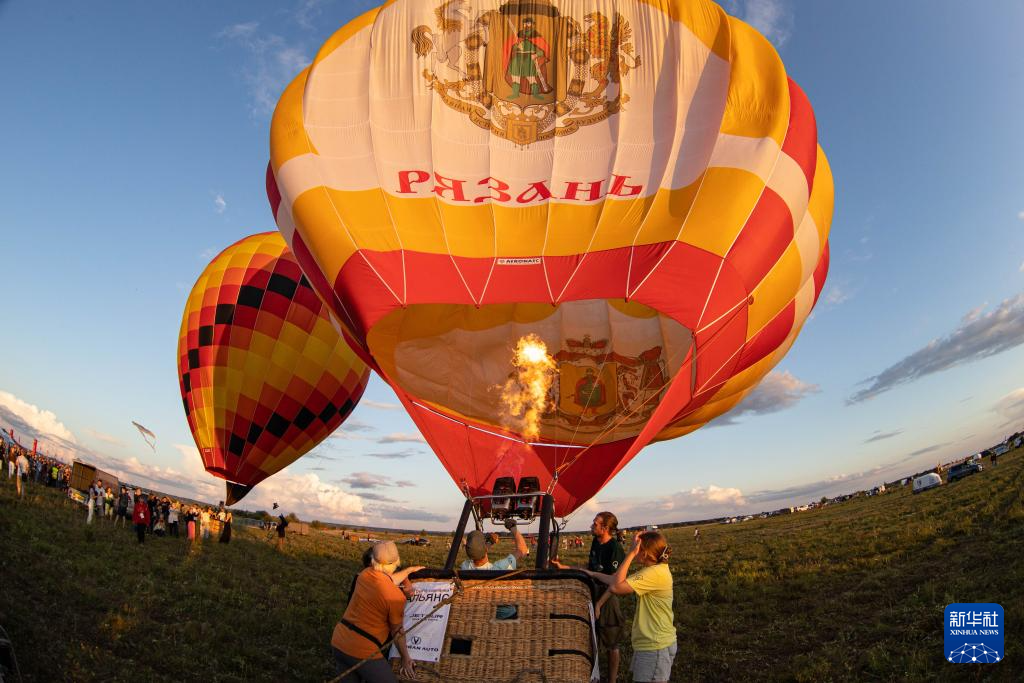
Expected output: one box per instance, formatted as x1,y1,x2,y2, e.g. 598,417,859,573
200,508,211,539
168,503,180,537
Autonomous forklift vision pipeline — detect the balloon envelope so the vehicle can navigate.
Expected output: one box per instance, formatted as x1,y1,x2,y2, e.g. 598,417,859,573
178,232,369,503
269,0,833,514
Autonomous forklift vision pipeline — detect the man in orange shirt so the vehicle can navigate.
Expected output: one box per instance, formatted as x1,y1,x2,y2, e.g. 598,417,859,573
331,541,423,681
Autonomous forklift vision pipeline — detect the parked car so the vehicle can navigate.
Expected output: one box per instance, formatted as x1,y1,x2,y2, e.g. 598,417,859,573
912,473,942,494
399,537,430,546
947,461,983,482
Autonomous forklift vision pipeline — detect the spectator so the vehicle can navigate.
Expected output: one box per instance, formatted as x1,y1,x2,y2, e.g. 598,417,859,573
275,514,289,551
200,507,211,540
168,502,180,537
133,491,149,544
186,506,197,540
586,532,677,683
694,528,701,543
15,449,30,497
330,541,423,681
87,480,99,524
219,509,232,543
104,486,115,520
460,520,528,570
115,486,131,529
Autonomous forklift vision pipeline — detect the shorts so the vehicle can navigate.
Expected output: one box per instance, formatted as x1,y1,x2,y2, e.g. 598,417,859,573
631,642,677,682
597,594,625,650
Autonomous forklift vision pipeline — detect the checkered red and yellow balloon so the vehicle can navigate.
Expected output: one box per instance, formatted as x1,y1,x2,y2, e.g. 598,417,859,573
178,232,369,504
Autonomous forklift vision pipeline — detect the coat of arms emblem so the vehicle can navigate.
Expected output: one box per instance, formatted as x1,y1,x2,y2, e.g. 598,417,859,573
412,0,641,146
547,335,667,433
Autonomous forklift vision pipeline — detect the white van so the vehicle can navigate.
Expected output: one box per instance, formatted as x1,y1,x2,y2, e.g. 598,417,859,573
912,472,942,494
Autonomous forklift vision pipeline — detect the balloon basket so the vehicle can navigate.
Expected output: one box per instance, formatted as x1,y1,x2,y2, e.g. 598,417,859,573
389,569,599,683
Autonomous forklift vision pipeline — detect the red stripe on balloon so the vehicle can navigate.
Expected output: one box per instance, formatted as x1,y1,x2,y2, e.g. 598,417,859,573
724,187,794,293
735,301,796,374
782,79,818,188
334,243,731,334
812,241,830,307
265,163,282,219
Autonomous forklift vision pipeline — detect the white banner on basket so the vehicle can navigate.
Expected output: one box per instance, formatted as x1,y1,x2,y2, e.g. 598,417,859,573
389,581,454,663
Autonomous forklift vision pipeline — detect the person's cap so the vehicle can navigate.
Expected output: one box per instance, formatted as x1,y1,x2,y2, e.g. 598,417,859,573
372,541,400,565
465,530,488,561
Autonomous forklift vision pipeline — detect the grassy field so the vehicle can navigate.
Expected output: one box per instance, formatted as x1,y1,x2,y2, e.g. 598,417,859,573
1,448,1021,682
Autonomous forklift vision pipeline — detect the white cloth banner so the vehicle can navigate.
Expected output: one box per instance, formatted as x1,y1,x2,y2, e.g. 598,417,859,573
389,581,454,663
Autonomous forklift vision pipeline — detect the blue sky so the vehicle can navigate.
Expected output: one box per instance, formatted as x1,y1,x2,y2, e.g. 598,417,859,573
2,0,1022,530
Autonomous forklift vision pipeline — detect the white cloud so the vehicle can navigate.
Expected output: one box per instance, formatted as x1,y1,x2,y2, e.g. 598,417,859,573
378,432,426,444
608,485,749,525
725,0,794,47
824,284,850,306
219,22,310,116
713,371,818,425
961,304,987,325
198,247,218,262
101,443,366,522
993,388,1024,425
849,293,1024,403
341,471,415,490
295,0,327,31
213,194,226,214
339,418,374,432
363,400,402,411
1017,210,1024,221
864,429,902,444
84,428,126,448
0,390,76,444
363,448,421,460
245,471,365,521
694,484,746,506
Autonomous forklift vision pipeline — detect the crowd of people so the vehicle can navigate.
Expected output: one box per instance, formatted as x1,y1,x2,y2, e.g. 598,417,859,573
82,478,234,545
333,511,677,683
1,439,237,547
1,440,71,497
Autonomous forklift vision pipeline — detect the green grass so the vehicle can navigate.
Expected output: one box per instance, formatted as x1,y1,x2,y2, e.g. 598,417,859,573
1,449,1021,682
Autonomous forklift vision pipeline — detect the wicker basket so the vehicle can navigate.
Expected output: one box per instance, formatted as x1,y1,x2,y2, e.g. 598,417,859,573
391,570,597,683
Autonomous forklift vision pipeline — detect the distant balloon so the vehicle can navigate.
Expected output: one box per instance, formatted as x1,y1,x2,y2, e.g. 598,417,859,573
178,232,370,504
268,0,833,514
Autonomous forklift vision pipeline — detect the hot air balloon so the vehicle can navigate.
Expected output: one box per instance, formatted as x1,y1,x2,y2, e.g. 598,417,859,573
267,0,833,516
178,232,370,504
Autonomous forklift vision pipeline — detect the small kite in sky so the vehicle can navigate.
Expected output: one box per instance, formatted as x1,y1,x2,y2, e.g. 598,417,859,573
132,421,157,451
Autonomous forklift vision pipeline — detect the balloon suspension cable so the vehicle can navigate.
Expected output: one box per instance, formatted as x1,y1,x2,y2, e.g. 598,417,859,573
552,300,750,481
545,470,558,496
